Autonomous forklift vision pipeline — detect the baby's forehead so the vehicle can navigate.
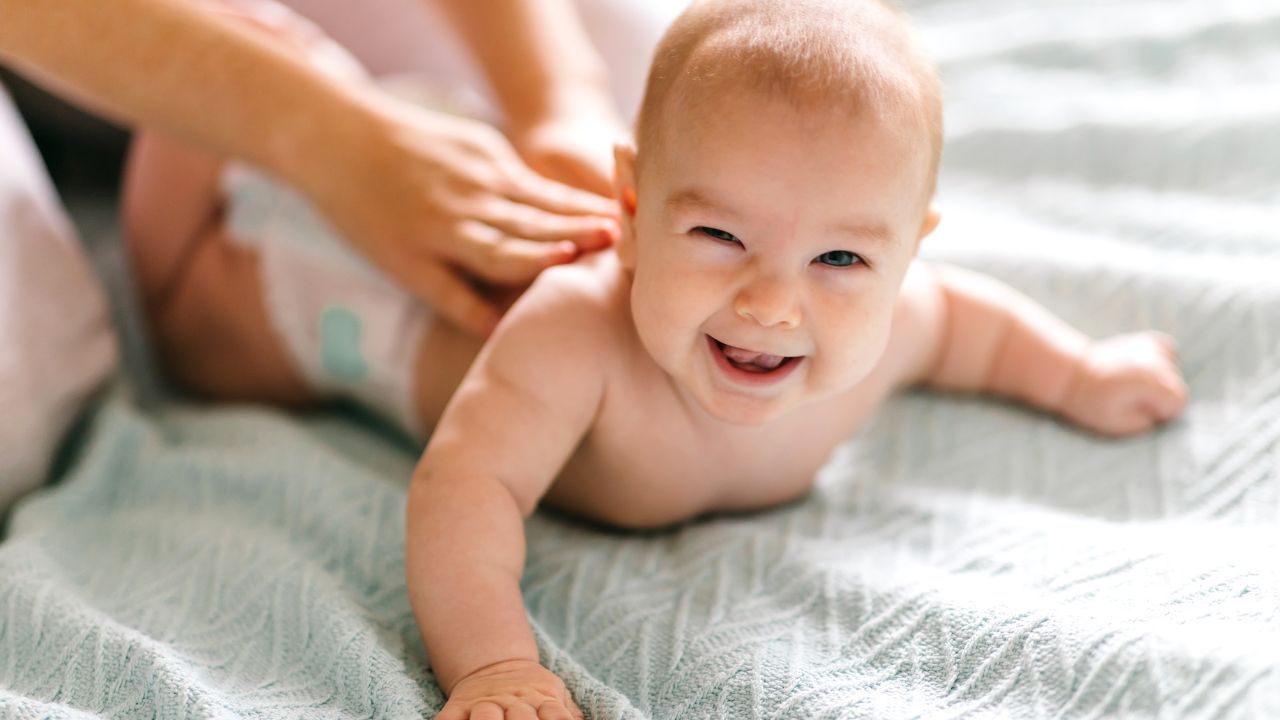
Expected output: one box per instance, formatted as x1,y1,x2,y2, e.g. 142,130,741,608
644,99,929,245
646,84,934,207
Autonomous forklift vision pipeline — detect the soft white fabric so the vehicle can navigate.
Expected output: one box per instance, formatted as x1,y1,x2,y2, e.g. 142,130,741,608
0,85,117,512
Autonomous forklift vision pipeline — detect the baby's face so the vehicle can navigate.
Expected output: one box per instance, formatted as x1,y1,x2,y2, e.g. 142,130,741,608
620,91,936,425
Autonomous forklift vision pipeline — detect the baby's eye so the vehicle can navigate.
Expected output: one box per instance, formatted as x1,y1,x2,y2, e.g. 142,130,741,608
814,250,863,268
695,226,742,245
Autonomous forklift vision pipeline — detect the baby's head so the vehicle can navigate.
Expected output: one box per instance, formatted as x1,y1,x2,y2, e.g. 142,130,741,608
613,0,943,425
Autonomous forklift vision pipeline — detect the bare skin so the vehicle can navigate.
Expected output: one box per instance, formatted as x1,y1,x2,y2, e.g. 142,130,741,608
128,97,1188,720
0,0,619,336
123,129,484,416
436,0,625,197
125,14,1189,720
405,95,1188,718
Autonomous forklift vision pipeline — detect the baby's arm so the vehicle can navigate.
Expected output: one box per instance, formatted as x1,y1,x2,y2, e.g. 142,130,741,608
406,270,606,719
903,264,1187,435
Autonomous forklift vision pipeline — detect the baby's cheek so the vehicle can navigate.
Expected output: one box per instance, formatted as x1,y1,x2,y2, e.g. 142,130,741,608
813,308,893,391
630,273,701,369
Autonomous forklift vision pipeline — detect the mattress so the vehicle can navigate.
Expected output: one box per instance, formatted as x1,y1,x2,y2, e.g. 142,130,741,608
2,0,1278,717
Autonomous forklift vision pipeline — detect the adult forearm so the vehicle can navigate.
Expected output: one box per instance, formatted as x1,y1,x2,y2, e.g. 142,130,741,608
928,265,1091,412
435,0,611,127
405,470,539,695
0,0,374,197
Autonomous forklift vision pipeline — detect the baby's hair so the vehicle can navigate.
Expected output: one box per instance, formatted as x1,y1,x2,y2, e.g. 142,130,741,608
635,0,943,201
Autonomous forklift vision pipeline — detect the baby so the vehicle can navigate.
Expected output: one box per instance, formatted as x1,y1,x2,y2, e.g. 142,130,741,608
123,0,1189,717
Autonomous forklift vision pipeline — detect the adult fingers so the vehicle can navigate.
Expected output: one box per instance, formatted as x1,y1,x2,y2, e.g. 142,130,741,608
396,259,501,338
480,199,617,252
446,220,581,285
503,164,617,219
527,151,615,199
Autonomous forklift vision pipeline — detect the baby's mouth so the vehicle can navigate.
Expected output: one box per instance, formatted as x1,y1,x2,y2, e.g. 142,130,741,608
711,337,799,374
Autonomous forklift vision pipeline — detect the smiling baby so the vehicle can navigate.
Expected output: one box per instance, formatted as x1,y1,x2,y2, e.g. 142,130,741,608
121,1,1188,717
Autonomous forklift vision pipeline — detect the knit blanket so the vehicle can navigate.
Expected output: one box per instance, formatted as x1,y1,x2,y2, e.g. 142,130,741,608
2,0,1279,717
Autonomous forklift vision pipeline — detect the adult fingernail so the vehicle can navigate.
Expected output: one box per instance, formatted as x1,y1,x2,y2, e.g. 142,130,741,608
594,221,619,246
546,241,578,263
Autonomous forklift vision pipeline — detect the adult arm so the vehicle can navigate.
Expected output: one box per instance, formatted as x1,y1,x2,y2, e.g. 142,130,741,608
0,0,617,335
436,0,625,196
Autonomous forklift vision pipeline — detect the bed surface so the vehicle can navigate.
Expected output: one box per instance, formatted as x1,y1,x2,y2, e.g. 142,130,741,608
3,0,1279,717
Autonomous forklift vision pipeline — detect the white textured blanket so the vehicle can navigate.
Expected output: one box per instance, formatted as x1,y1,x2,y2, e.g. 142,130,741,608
2,0,1278,718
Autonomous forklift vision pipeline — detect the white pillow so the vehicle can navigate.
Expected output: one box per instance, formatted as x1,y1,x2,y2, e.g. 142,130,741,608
0,84,117,513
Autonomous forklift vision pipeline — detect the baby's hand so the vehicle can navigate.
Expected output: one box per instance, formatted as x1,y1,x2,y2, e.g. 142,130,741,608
1059,332,1188,437
438,659,584,720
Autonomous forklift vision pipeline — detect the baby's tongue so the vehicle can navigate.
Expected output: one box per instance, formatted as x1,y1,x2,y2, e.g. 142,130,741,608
723,344,785,371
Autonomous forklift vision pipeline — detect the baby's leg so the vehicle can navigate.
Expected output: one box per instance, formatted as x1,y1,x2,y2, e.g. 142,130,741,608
121,0,511,433
123,135,316,407
125,126,493,430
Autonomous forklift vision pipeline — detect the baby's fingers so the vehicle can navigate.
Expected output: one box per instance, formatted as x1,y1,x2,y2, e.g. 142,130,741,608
1149,331,1179,360
506,704,538,720
1148,374,1189,420
536,699,582,720
469,701,505,720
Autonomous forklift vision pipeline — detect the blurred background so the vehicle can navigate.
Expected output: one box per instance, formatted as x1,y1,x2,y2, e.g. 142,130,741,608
0,66,128,207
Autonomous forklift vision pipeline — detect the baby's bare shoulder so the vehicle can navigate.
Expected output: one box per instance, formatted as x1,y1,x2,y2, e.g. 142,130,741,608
525,252,618,308
894,260,944,319
491,252,626,362
882,260,948,388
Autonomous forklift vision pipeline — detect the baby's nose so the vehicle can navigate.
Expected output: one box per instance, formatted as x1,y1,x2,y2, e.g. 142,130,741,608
734,274,800,329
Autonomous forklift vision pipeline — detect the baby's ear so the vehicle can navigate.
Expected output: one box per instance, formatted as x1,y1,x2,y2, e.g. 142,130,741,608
613,143,639,271
914,207,941,255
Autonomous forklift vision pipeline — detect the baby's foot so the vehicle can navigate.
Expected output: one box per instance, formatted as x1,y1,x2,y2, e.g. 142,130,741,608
1059,332,1188,437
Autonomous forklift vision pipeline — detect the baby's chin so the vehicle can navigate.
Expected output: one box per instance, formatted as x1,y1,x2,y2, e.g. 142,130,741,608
689,367,871,426
691,386,803,427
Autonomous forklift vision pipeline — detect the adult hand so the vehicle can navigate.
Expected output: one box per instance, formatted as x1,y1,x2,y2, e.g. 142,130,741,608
304,91,619,337
435,0,626,201
509,95,626,199
1,0,621,338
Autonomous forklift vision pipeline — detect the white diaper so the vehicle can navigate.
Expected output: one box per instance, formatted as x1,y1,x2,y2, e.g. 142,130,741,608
216,78,496,438
221,164,429,437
